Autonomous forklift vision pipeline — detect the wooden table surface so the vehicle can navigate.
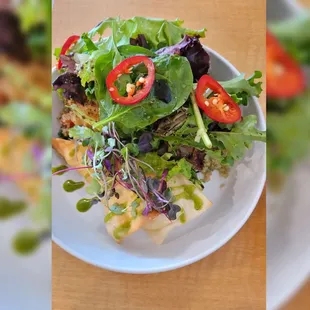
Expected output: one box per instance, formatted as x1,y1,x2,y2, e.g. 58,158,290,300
52,1,266,309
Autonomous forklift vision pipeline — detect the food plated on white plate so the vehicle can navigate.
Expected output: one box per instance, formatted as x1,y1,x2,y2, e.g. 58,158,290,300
52,18,265,274
52,17,266,246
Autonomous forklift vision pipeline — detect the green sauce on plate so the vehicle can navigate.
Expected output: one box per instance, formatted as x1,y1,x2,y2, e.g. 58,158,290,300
113,221,131,240
69,149,75,157
179,208,186,224
63,180,85,192
175,185,203,211
104,212,115,223
76,198,94,212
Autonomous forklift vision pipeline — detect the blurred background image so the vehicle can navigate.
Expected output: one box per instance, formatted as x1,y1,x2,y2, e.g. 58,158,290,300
0,0,51,309
267,0,310,309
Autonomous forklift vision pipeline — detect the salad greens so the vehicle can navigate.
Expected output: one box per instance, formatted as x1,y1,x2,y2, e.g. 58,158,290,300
95,54,193,132
53,16,265,220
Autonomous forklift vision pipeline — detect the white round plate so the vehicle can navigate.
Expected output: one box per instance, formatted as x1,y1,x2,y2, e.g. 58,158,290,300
52,47,266,273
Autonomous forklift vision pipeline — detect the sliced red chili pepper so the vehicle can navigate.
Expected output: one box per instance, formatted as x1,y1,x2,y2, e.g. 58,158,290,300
57,35,80,70
267,30,305,99
106,56,155,105
195,75,241,124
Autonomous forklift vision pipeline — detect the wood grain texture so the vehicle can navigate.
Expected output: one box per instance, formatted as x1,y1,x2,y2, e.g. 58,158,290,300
52,0,266,309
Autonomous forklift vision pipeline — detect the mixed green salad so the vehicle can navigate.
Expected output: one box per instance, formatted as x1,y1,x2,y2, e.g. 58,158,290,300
267,14,310,190
52,17,266,241
0,0,51,254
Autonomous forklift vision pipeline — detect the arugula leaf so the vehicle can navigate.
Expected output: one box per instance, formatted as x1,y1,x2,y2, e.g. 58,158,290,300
94,54,193,133
168,158,193,180
210,115,266,163
156,135,204,150
219,71,263,105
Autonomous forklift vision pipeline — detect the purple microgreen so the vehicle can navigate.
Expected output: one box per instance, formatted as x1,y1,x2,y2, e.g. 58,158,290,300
138,132,153,153
167,204,181,220
163,188,173,201
158,169,168,193
105,146,113,152
142,203,152,216
152,190,169,204
87,148,94,160
103,159,112,172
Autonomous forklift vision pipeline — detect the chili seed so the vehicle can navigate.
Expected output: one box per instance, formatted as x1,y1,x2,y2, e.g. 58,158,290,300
126,83,136,96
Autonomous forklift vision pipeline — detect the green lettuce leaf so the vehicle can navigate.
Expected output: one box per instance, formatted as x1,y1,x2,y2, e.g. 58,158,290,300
167,158,193,179
117,45,156,57
138,153,176,176
85,17,206,51
77,37,122,87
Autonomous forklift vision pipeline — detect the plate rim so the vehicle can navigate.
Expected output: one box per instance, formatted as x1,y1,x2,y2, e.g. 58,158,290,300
52,46,266,274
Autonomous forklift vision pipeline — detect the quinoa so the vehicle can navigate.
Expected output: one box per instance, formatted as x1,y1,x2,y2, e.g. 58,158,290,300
202,154,230,182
